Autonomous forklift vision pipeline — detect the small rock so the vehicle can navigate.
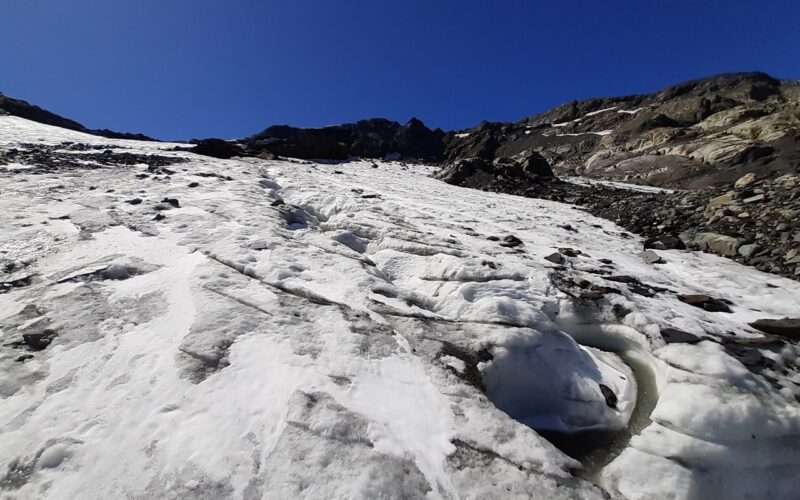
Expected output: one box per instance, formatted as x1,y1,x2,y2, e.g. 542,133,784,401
257,151,278,160
599,384,618,409
677,294,733,313
639,250,665,264
499,235,524,248
573,277,592,288
645,235,685,250
707,192,734,210
738,243,759,258
126,198,143,205
153,213,166,221
544,252,565,264
743,194,765,204
188,182,199,188
22,331,57,350
161,198,180,208
660,327,701,344
558,247,581,257
734,172,757,190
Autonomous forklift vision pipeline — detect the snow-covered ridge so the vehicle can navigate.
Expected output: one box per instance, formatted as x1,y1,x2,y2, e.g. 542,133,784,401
1,116,799,499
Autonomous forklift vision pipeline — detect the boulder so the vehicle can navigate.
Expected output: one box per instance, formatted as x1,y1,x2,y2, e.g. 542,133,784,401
738,243,759,258
499,235,524,248
734,172,757,190
434,157,491,186
660,327,702,344
639,250,665,264
677,294,733,313
190,139,246,159
513,150,553,178
23,330,58,350
644,235,685,250
692,233,741,257
749,318,800,341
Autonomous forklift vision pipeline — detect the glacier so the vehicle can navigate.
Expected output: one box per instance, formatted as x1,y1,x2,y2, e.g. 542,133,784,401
1,115,799,499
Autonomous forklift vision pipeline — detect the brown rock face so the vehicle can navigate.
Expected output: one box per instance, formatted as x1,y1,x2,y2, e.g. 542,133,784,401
749,318,800,341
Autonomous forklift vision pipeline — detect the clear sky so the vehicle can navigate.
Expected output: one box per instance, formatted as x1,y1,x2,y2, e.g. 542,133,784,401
2,1,798,140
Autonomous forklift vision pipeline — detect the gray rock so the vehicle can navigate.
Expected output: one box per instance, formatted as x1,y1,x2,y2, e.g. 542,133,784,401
743,194,765,204
706,192,734,210
693,232,741,257
738,243,759,258
544,252,565,264
639,250,665,264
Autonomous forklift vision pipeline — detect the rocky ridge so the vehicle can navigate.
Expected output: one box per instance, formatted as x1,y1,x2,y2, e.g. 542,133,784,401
5,73,798,187
0,93,154,141
444,72,800,188
232,72,800,191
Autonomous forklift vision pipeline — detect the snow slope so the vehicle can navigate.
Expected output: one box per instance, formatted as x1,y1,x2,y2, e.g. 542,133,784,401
1,116,798,499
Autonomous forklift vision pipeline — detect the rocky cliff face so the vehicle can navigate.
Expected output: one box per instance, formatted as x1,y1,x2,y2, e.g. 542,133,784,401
244,117,445,161
239,72,799,189
7,72,797,188
445,72,800,188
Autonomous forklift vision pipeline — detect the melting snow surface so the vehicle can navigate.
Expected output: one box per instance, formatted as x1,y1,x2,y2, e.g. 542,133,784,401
0,116,799,500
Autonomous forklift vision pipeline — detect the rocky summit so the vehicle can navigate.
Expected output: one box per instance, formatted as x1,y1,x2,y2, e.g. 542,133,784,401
1,72,799,500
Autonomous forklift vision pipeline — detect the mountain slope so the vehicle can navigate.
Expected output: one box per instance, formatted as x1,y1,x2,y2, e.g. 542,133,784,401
446,72,800,188
237,72,800,190
1,115,799,499
0,93,154,141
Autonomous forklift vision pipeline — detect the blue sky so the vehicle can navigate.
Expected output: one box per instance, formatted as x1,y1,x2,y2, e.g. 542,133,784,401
2,1,798,140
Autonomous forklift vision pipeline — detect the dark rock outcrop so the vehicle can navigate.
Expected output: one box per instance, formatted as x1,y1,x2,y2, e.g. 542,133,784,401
243,117,445,161
749,318,800,341
189,139,246,159
436,151,553,191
